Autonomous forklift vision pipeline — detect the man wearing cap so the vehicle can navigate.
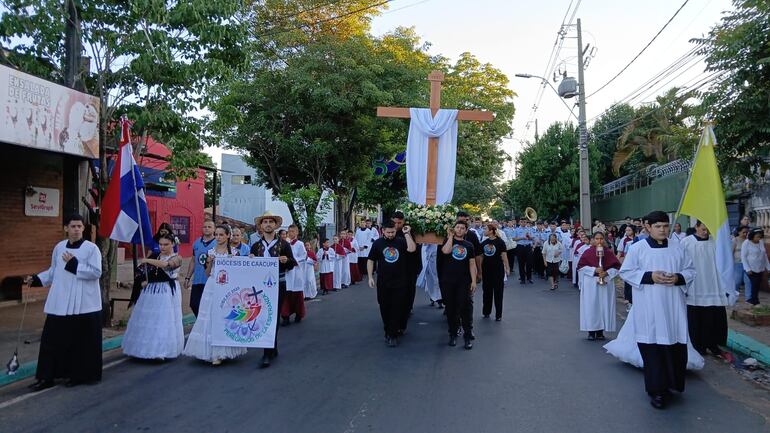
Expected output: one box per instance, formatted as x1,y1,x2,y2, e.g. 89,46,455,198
249,212,297,368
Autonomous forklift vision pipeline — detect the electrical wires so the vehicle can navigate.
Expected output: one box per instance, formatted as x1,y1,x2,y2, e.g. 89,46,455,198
586,0,690,99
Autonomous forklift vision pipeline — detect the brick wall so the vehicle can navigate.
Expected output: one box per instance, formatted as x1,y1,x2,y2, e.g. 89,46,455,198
0,145,65,302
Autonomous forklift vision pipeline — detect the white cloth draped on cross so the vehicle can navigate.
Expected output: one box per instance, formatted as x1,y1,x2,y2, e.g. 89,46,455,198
406,108,459,205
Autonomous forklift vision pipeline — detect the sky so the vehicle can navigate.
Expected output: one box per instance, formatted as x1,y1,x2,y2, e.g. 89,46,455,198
367,0,734,179
204,0,734,176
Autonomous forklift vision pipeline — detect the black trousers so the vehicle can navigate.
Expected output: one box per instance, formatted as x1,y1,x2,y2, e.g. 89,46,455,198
36,311,102,383
624,282,633,303
379,286,406,338
443,279,473,338
506,249,516,276
532,246,544,277
264,282,287,358
637,343,687,395
515,245,533,281
748,272,762,304
687,305,727,353
482,273,504,318
190,283,205,317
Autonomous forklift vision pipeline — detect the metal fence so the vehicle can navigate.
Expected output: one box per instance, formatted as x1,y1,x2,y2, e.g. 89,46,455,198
598,159,692,198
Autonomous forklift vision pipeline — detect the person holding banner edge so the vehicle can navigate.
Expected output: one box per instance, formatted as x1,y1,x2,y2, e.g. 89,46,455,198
250,212,297,368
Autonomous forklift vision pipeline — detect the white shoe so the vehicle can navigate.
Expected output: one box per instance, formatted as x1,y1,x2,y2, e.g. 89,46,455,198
212,359,222,366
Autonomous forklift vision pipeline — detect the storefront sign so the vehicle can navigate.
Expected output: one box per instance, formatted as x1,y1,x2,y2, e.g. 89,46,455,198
170,215,190,243
1,64,100,158
24,187,59,217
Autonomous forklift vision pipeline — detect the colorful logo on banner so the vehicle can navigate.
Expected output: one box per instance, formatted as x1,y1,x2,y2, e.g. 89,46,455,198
483,244,496,256
383,246,399,263
212,257,279,348
452,244,468,260
222,284,274,344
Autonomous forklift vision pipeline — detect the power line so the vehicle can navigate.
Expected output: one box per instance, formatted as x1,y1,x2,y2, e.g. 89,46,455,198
586,46,700,124
586,0,690,99
591,70,723,139
522,0,582,136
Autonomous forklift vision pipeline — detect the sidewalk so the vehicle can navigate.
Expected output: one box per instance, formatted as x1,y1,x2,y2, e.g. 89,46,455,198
0,258,195,385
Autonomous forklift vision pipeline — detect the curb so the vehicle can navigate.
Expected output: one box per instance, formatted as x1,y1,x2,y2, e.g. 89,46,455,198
0,313,196,388
727,329,770,366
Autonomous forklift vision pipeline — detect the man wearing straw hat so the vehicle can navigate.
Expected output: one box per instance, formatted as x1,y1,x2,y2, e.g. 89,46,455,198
250,211,297,368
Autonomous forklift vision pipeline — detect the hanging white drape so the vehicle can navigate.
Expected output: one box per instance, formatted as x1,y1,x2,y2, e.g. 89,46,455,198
406,108,459,205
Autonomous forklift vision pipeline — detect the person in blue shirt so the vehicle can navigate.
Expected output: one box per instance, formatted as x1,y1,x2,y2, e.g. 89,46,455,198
513,218,534,284
502,220,517,274
229,227,251,256
183,220,216,316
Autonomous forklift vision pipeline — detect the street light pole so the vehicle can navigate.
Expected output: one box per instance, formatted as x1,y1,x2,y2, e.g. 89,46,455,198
576,18,592,229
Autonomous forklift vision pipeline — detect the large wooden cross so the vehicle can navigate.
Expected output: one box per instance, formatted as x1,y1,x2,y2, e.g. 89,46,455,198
377,70,495,206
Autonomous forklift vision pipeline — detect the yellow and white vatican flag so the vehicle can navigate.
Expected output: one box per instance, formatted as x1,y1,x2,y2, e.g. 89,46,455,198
678,123,738,305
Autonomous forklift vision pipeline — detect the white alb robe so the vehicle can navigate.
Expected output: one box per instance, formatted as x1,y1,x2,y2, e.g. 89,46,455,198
603,306,705,370
417,244,441,302
318,248,335,274
304,255,318,299
348,239,360,270
579,266,619,332
286,240,307,293
333,249,346,289
680,235,731,306
618,239,695,345
355,228,376,259
38,240,102,316
572,243,589,285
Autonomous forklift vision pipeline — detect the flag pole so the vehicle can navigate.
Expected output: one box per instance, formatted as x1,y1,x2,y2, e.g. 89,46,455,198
123,117,149,278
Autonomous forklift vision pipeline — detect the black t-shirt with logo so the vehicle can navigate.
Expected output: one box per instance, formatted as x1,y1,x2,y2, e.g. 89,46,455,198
480,237,507,277
369,237,409,289
439,238,475,284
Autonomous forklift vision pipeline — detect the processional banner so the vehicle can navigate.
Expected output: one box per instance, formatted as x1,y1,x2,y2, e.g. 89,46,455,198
211,256,279,348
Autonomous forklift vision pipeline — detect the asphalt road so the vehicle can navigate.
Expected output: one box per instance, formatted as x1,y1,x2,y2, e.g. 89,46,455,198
1,276,768,433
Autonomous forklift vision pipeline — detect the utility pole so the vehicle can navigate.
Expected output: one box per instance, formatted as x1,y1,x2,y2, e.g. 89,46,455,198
63,0,82,90
576,18,591,228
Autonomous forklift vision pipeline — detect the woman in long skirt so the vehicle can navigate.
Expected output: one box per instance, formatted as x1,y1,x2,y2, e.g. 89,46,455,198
183,225,248,365
123,234,184,360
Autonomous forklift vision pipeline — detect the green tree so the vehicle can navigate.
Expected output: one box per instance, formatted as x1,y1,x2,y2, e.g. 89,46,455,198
503,122,600,220
693,0,770,178
451,175,498,211
589,103,635,183
0,0,248,322
611,88,698,176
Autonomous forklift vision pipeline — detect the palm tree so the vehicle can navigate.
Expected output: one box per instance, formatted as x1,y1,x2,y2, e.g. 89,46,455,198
612,88,699,176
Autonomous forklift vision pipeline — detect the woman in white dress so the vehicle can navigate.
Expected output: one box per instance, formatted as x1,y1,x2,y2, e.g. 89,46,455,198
183,225,248,365
122,234,184,360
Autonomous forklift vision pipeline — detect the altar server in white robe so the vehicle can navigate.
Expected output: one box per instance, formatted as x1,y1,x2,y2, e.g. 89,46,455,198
318,239,336,294
355,220,377,276
578,231,621,341
618,210,695,410
332,235,346,290
281,225,307,325
680,221,733,357
572,231,590,287
304,241,318,299
26,214,103,391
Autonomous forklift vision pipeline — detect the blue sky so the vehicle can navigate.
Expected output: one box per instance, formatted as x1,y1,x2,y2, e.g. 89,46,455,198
370,0,733,179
